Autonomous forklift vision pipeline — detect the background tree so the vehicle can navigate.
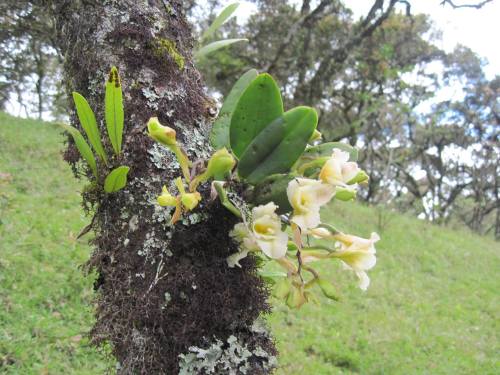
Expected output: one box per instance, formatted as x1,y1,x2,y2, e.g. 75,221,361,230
0,0,61,118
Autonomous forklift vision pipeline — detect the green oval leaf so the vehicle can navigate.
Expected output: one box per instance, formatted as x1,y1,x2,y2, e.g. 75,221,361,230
195,38,248,60
105,66,124,155
210,69,258,150
104,166,130,193
60,124,97,178
230,73,284,158
72,92,107,164
202,2,240,41
238,106,318,184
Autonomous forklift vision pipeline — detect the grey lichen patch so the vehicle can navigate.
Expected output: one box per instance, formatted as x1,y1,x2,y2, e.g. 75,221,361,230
147,143,175,170
178,335,275,375
152,202,173,225
180,121,212,161
129,215,139,232
181,211,207,226
161,292,172,310
142,87,160,109
250,319,270,335
139,230,171,263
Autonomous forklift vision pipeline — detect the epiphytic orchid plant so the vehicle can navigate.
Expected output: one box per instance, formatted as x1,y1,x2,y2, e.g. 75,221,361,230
148,71,380,308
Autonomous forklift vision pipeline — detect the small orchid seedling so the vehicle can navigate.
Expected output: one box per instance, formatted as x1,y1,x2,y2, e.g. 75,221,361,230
63,67,130,194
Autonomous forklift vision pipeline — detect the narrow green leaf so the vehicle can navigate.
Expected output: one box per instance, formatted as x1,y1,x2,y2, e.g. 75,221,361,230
105,66,124,155
210,69,258,150
238,106,318,184
230,73,284,158
60,124,97,178
72,92,107,164
104,166,130,193
251,173,296,214
195,38,248,60
202,2,240,41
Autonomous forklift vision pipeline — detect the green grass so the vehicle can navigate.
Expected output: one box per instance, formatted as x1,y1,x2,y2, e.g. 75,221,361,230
1,112,498,374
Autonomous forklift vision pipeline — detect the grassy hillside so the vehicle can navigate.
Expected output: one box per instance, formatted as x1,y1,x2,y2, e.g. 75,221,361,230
1,112,498,374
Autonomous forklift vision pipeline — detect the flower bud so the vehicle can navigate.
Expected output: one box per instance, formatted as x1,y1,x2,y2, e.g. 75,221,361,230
309,129,322,142
347,170,369,185
190,148,236,191
274,278,292,300
205,148,236,180
181,192,202,211
317,278,339,301
157,186,177,206
335,186,357,201
286,285,307,309
147,117,176,146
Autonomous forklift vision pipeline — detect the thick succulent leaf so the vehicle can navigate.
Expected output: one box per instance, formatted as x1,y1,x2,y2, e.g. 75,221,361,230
230,73,284,157
250,173,296,214
72,92,107,163
104,166,130,193
238,106,318,184
195,38,248,60
300,142,358,162
60,124,97,178
294,141,358,176
105,66,124,155
202,3,240,41
210,69,258,150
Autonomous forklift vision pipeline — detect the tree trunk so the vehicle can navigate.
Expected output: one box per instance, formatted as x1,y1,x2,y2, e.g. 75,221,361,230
48,1,277,373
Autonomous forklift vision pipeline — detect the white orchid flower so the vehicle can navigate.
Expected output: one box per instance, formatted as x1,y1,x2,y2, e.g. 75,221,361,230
251,202,288,259
287,178,335,230
319,149,360,186
227,203,288,266
332,232,380,291
227,223,259,268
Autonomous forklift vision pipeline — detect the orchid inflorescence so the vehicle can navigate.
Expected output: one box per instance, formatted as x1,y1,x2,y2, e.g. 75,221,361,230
149,71,380,308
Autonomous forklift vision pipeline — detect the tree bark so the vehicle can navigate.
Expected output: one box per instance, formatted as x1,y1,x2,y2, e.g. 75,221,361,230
48,1,276,373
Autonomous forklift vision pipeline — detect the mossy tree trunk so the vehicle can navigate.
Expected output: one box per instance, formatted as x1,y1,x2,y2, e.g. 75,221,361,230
48,1,276,373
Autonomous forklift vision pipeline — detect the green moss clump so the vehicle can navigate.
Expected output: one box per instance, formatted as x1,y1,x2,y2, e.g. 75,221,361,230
154,38,185,70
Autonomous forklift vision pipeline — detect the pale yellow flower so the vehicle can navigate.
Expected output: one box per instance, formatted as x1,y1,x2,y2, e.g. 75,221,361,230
181,192,202,211
227,223,259,268
157,186,177,207
332,232,380,291
227,203,288,266
251,202,288,259
319,149,360,186
287,178,335,230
